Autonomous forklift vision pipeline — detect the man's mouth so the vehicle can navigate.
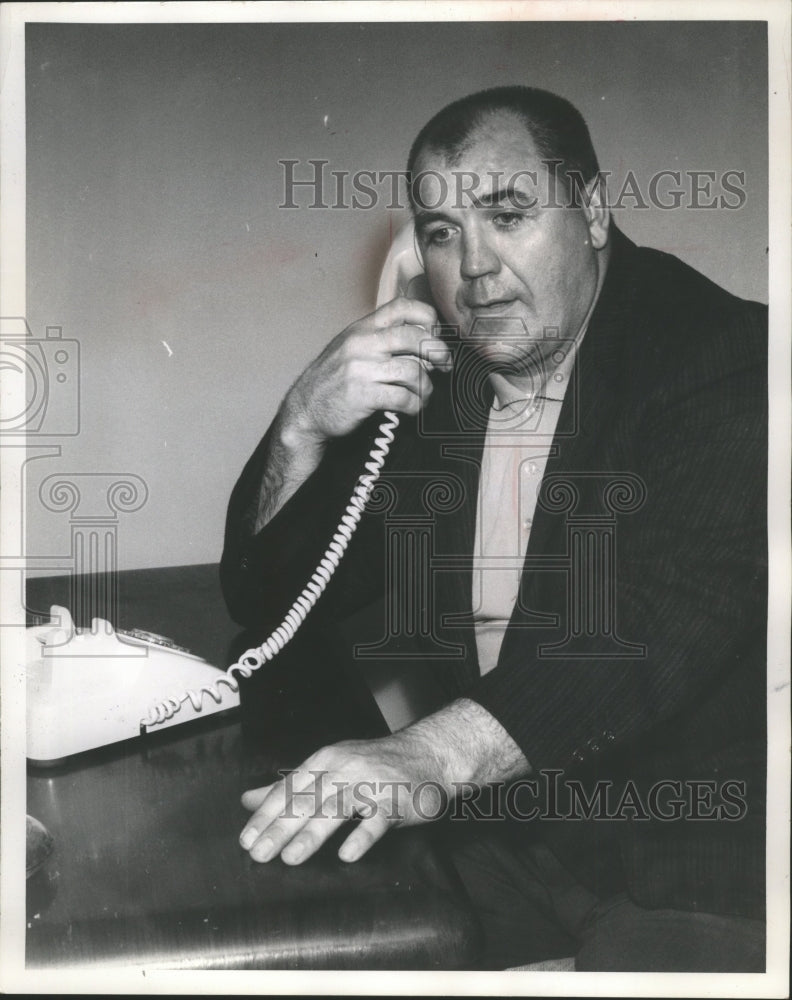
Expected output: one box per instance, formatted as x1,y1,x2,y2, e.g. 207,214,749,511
466,298,517,314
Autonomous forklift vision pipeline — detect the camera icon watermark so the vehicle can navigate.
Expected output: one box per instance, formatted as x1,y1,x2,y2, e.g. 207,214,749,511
417,318,579,439
0,316,80,436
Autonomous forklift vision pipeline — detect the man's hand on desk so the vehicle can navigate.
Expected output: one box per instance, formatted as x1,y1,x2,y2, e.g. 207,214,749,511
239,697,529,865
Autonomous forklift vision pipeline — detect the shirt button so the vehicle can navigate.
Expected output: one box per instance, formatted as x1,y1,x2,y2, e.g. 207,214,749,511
572,749,585,762
240,557,249,571
603,730,616,743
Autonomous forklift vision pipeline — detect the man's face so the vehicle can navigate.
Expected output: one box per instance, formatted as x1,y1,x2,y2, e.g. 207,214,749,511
412,112,610,373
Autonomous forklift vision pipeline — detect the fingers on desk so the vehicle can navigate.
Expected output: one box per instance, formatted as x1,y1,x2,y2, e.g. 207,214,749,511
338,811,392,863
240,770,365,864
240,769,313,848
280,784,362,865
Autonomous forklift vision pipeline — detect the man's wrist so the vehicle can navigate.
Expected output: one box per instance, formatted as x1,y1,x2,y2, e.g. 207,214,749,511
275,401,326,460
402,697,530,791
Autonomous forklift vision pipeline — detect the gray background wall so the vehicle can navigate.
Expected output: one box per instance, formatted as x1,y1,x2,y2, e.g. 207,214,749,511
25,20,768,574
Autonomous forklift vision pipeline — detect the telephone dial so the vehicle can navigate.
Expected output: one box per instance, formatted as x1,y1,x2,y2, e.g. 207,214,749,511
26,223,426,764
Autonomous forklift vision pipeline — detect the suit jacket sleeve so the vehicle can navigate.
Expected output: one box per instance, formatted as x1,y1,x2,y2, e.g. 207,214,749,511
219,414,390,633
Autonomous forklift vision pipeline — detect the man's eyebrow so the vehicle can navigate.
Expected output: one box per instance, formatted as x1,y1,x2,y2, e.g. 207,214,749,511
476,185,537,207
413,209,455,229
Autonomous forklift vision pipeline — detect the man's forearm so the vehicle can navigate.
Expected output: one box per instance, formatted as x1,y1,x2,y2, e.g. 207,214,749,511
254,408,326,532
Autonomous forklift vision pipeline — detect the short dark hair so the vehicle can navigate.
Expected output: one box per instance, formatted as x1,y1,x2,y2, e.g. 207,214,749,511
407,85,600,199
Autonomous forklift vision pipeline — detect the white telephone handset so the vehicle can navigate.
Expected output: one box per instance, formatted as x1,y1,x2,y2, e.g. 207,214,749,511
374,219,427,307
26,223,426,762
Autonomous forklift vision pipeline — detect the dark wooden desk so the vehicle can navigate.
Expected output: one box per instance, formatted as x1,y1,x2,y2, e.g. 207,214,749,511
25,565,480,970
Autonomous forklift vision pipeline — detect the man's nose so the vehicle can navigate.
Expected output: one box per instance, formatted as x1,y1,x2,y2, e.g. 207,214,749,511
459,229,500,280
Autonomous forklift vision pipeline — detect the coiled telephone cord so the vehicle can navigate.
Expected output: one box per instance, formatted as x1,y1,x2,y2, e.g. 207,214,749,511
142,411,400,727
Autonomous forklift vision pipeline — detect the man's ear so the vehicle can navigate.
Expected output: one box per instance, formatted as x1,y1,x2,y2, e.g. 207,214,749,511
583,174,610,249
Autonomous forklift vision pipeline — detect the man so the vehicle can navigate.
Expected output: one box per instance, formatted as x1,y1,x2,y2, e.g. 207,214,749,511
220,87,766,971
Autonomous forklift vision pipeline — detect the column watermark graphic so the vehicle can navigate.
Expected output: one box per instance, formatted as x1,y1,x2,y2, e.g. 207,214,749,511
38,474,148,631
535,472,647,659
354,471,467,660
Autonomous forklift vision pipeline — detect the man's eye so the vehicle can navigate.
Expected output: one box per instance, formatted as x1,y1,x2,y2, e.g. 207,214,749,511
425,226,456,246
493,211,525,229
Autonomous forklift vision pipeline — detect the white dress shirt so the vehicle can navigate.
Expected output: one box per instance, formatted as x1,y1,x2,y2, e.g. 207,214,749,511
473,335,583,674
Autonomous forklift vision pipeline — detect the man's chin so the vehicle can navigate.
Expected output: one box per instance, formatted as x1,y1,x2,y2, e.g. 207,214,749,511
464,340,545,377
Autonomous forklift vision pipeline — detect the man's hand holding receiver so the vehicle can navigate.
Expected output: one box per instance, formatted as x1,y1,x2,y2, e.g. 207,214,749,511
255,297,452,530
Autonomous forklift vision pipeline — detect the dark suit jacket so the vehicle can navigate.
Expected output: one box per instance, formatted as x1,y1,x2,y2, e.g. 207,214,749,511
221,228,767,920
